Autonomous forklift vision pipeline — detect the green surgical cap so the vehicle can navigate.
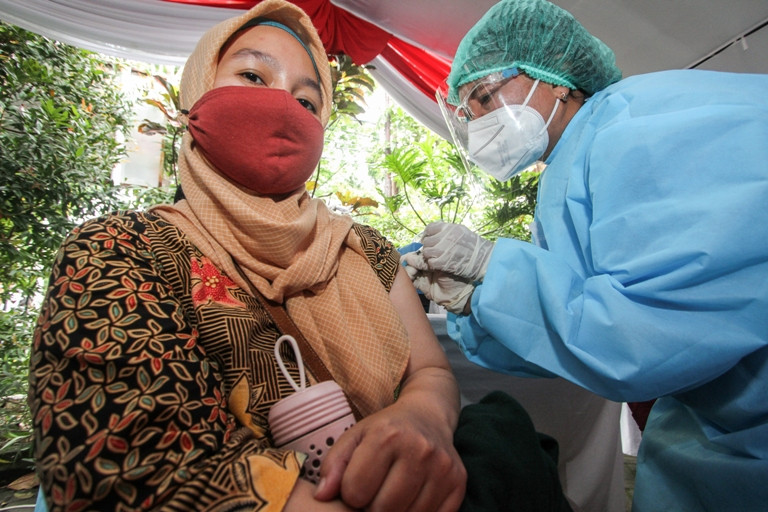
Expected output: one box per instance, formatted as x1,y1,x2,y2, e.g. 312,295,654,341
447,0,622,104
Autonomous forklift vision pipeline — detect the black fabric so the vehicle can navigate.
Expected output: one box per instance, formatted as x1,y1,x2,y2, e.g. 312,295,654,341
173,185,185,202
455,391,573,512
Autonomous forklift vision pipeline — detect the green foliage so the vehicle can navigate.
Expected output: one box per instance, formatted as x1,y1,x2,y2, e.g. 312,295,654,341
0,308,36,467
310,55,377,198
133,72,183,207
329,54,376,124
0,22,132,303
477,167,541,240
0,22,132,467
357,103,540,247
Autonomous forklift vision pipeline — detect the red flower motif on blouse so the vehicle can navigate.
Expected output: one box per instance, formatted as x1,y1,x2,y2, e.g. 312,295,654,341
190,257,244,308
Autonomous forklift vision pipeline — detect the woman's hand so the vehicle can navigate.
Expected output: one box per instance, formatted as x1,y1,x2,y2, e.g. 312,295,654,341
313,267,466,511
313,381,466,512
283,478,358,511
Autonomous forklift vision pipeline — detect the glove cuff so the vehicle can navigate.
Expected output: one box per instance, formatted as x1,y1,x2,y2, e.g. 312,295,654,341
444,282,475,315
473,240,494,282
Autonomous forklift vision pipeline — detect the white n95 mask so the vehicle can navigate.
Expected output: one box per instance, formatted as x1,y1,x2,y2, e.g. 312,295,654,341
467,79,559,181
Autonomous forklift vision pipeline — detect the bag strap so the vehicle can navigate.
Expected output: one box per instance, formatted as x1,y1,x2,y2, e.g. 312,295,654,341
230,259,363,420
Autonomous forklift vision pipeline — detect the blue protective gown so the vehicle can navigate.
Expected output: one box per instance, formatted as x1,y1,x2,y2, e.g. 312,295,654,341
448,70,768,511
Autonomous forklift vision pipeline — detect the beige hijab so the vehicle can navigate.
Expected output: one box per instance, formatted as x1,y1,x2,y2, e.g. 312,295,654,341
152,0,409,417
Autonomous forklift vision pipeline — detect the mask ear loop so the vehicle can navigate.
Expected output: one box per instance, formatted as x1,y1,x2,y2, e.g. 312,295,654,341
542,95,560,132
274,334,306,393
520,79,541,108
520,79,560,136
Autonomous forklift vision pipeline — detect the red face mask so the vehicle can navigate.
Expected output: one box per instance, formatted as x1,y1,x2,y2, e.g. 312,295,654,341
187,86,324,195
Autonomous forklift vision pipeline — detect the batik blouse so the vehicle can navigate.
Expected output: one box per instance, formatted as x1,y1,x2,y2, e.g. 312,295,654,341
29,210,401,512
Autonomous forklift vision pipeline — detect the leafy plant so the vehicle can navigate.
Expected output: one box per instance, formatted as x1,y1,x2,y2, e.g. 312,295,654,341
0,308,36,468
328,54,376,124
0,22,133,468
309,55,378,199
334,190,380,215
0,22,132,304
477,166,541,240
131,72,184,208
359,102,540,247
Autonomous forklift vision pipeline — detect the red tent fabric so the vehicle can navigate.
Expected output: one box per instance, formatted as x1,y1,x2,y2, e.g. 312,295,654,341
382,38,452,101
2,0,765,137
163,0,451,103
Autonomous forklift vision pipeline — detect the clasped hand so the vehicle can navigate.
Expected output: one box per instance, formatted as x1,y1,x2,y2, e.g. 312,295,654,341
402,259,474,315
401,222,494,314
313,398,466,511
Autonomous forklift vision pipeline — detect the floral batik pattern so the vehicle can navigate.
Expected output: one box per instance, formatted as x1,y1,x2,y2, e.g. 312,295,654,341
29,211,399,511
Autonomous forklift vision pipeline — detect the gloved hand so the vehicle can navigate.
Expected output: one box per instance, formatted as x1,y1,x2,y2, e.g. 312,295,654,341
403,253,474,315
419,222,494,282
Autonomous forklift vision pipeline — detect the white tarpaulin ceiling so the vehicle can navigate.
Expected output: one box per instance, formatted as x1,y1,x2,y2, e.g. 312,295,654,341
1,0,767,139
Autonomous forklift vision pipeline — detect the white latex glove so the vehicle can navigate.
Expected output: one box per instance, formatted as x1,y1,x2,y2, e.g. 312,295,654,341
401,250,429,272
420,222,494,282
408,265,474,315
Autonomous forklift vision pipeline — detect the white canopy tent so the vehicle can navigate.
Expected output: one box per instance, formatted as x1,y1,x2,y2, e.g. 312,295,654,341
335,0,768,73
1,0,766,139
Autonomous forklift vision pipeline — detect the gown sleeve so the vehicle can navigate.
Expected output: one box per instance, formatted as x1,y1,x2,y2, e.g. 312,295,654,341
449,78,768,402
29,213,302,512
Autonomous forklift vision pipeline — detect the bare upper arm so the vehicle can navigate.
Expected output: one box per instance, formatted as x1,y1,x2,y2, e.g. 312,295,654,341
389,265,452,377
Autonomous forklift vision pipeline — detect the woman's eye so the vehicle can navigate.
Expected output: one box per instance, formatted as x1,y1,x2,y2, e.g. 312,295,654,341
240,72,265,84
297,98,317,113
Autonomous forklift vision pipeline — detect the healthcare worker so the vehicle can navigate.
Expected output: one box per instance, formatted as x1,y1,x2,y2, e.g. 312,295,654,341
403,0,768,510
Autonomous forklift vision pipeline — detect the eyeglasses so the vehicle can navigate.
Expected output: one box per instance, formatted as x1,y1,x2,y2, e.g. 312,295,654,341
454,67,521,122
